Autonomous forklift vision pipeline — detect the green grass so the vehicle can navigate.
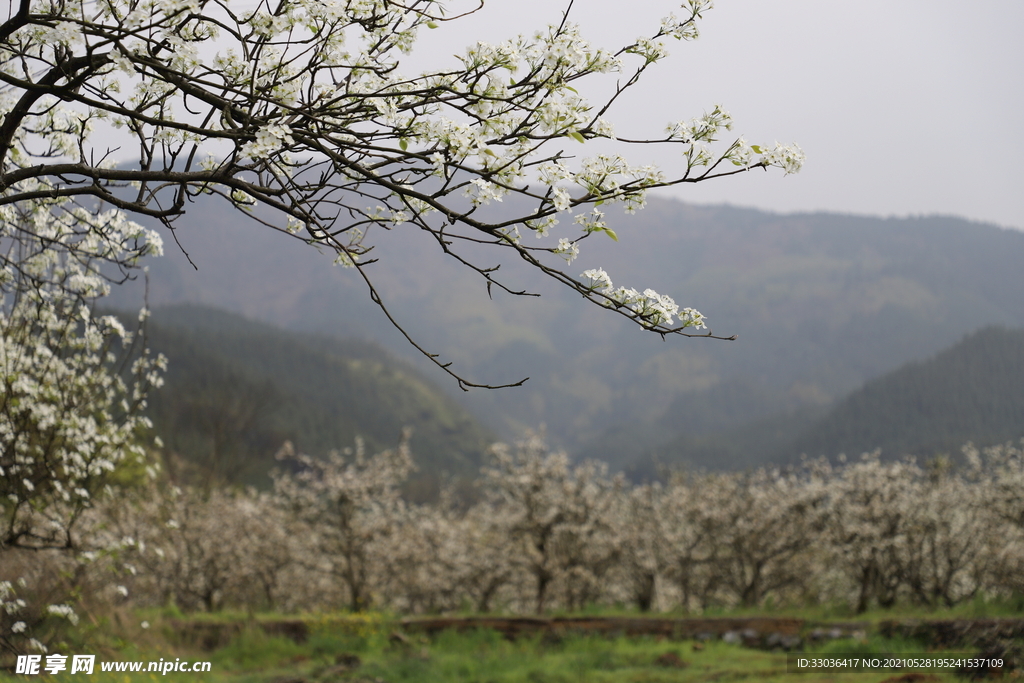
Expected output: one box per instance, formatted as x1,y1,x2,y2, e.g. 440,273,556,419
7,601,1018,683
556,593,1024,623
230,631,968,683
805,632,926,657
210,628,308,670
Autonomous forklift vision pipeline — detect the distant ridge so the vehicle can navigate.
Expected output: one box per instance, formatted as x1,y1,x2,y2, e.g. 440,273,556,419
142,305,494,496
106,195,1024,468
609,326,1024,476
778,325,1024,461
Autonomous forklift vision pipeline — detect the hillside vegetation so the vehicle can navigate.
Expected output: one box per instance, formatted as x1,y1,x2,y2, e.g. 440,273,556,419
106,196,1024,470
141,305,494,494
616,326,1024,475
781,326,1024,461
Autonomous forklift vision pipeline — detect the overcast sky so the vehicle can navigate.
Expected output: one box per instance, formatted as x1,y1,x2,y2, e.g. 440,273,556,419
415,0,1024,231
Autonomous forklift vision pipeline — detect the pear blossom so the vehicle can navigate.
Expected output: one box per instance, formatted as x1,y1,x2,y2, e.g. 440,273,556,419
554,238,579,263
581,267,613,291
0,0,804,387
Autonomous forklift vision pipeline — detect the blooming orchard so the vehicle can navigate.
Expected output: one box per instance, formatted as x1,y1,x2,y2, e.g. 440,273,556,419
4,433,1024,658
1,0,803,386
8,437,1020,627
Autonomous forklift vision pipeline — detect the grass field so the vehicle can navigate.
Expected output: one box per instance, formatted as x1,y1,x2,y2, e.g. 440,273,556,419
5,606,1012,683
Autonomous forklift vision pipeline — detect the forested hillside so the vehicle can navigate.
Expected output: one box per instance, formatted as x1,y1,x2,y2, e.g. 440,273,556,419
107,196,1024,469
780,326,1024,461
618,326,1024,475
140,305,494,495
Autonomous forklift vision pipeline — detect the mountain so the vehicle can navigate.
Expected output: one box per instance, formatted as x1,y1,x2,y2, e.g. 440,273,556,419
609,326,1024,476
105,195,1024,468
777,325,1024,461
139,305,495,495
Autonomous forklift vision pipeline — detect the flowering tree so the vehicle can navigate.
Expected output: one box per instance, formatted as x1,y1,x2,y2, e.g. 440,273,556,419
963,441,1024,598
824,454,920,612
612,483,665,611
482,432,620,613
659,473,728,611
0,213,164,552
715,466,829,607
99,484,295,611
272,436,413,612
0,206,163,655
660,465,828,609
0,0,803,387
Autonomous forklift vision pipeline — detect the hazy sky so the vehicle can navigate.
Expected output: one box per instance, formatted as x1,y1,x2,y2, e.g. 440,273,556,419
415,0,1024,231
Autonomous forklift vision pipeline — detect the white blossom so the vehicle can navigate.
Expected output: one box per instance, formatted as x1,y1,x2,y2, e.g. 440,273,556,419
46,604,79,625
240,123,295,160
581,268,613,291
554,238,579,263
761,142,806,175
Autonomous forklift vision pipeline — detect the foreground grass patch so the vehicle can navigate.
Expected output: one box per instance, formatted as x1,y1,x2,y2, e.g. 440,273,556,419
1,612,988,683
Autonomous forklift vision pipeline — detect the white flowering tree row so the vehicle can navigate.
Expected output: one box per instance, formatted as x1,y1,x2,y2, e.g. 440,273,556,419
1,0,802,388
6,435,1022,658
0,209,165,658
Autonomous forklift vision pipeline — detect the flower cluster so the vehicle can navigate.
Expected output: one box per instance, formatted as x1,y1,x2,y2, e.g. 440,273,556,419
666,104,734,145
553,238,579,263
240,123,295,161
581,268,705,329
760,142,807,175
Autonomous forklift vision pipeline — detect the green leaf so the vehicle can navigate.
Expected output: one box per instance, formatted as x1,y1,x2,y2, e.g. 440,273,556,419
751,145,762,154
483,148,497,157
426,20,439,28
568,130,586,144
399,139,408,151
604,228,618,242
